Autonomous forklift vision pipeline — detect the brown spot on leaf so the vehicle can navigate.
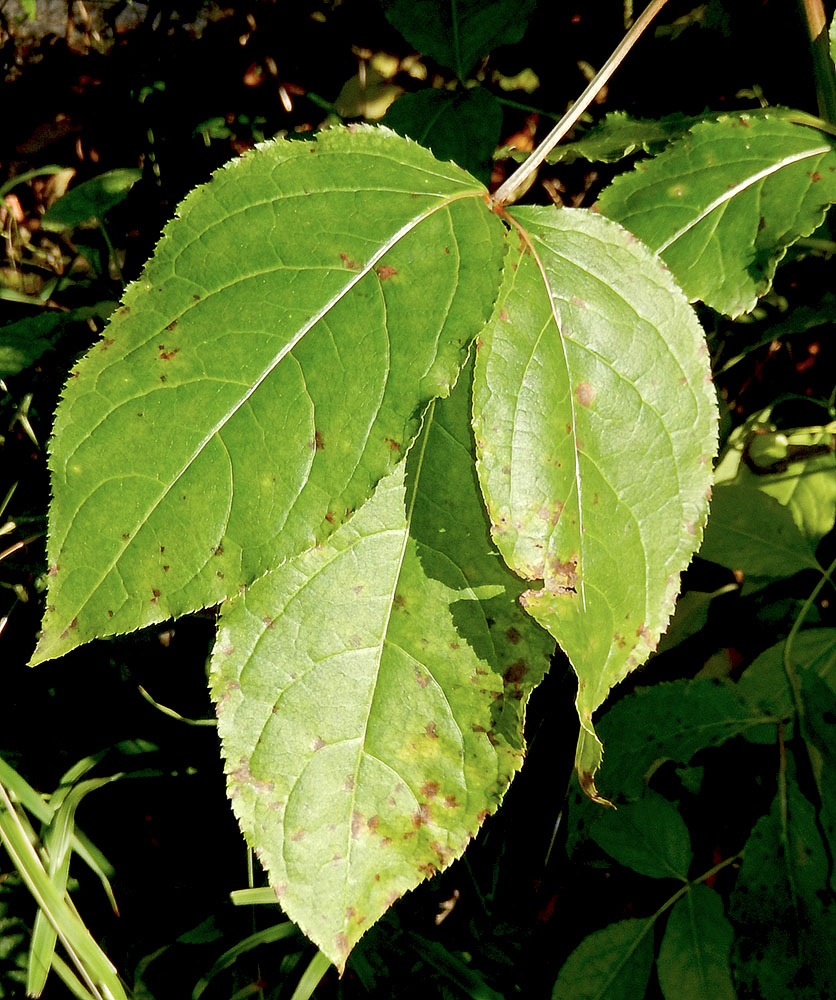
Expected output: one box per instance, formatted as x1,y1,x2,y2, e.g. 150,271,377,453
163,565,169,572
444,795,460,809
107,610,114,618
376,264,398,280
812,171,823,182
339,252,357,269
47,564,60,577
312,736,325,751
100,338,115,351
686,520,698,535
412,803,432,828
499,307,509,322
416,672,429,688
335,932,350,956
158,345,179,360
385,437,401,450
394,594,406,609
165,320,178,331
351,812,363,838
425,722,438,739
314,430,324,450
506,627,521,644
325,512,335,523
368,815,379,833
420,781,440,800
575,382,595,407
381,837,392,847
477,809,490,824
418,862,438,877
343,776,356,791
449,641,459,650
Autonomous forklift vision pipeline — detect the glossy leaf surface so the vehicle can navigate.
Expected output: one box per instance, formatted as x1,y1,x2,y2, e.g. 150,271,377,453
33,127,504,663
472,206,717,795
209,370,552,970
657,885,736,1000
598,115,836,316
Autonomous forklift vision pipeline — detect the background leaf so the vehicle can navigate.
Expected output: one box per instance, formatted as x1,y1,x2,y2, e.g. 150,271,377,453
209,367,552,970
551,918,655,1000
656,885,736,1000
40,168,142,229
595,679,777,800
589,791,692,880
699,482,822,578
33,126,505,663
730,783,836,999
597,115,836,317
380,0,537,79
472,206,717,795
383,87,503,184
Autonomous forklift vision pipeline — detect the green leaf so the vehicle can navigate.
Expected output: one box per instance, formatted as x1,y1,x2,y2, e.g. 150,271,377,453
0,307,113,379
657,885,735,1000
730,784,836,1000
32,127,505,663
596,679,776,800
597,114,836,317
544,111,700,165
383,87,503,184
380,0,537,78
209,367,552,971
552,918,655,1000
40,168,142,229
589,791,691,880
472,206,717,797
737,628,836,722
699,482,822,578
714,415,836,544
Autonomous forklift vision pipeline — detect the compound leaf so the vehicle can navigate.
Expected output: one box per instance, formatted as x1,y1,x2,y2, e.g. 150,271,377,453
32,126,505,663
597,114,836,317
209,367,552,970
472,206,717,797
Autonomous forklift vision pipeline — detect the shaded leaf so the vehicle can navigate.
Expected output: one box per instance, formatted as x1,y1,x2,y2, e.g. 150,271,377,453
472,206,717,796
730,783,836,999
0,307,113,379
380,0,537,78
32,126,505,663
596,679,776,800
552,918,655,1000
597,114,836,317
590,791,691,880
737,628,836,722
209,368,552,970
657,885,736,1000
40,168,142,229
699,483,822,578
383,87,503,184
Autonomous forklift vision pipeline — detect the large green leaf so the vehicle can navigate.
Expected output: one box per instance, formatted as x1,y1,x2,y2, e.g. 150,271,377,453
209,368,552,970
656,885,736,1000
472,206,717,796
597,114,836,317
552,918,655,1000
380,0,537,79
32,126,505,663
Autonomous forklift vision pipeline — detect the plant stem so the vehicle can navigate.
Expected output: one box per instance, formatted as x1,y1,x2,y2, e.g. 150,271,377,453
797,0,836,124
492,0,672,205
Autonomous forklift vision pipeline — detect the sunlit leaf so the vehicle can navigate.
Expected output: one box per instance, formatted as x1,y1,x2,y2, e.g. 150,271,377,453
598,114,836,316
40,168,142,229
209,369,552,970
32,127,505,663
472,206,717,796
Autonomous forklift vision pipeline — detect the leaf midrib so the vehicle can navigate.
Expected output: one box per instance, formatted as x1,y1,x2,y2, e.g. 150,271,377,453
54,189,483,638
